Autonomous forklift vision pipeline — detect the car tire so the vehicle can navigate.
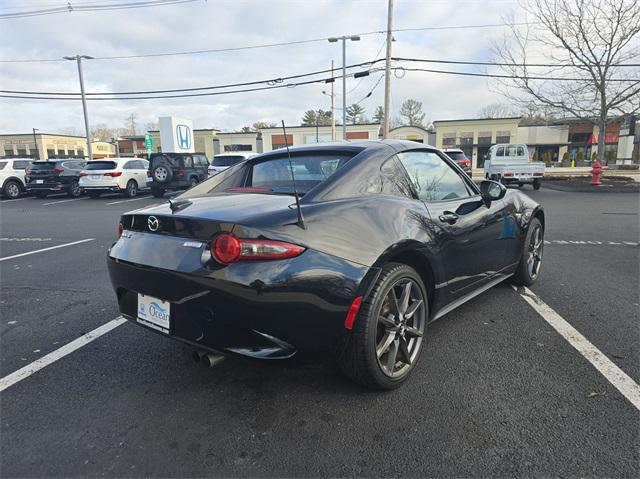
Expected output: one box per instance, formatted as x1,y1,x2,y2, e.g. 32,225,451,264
152,163,172,184
87,191,101,199
533,179,541,190
35,191,48,198
340,262,428,390
189,177,198,188
3,180,22,199
511,217,544,287
518,182,523,187
151,188,165,198
67,180,82,198
125,180,138,198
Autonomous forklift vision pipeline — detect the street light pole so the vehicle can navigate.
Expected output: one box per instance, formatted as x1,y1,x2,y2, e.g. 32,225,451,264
32,127,39,160
328,35,360,140
64,54,94,161
330,60,336,141
383,0,394,139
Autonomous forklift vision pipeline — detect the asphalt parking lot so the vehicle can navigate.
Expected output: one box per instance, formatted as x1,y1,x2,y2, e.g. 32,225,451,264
1,187,639,478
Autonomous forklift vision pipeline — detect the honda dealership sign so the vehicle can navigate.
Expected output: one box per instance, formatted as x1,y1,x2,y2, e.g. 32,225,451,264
158,116,194,153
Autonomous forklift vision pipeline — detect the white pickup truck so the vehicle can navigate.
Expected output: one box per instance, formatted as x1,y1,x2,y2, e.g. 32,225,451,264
483,143,545,190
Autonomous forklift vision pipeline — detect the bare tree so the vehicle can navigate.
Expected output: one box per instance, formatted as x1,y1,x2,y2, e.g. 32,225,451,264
492,0,640,163
399,99,427,127
124,113,138,135
478,103,520,118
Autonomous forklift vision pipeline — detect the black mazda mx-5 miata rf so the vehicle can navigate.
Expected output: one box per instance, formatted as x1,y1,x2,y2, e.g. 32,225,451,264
108,140,544,389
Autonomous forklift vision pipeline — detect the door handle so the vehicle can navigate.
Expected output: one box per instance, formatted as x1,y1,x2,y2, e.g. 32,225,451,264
438,212,459,224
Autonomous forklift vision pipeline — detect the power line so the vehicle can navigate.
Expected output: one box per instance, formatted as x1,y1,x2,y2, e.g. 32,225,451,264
393,57,640,68
0,0,199,19
0,23,538,63
0,59,384,96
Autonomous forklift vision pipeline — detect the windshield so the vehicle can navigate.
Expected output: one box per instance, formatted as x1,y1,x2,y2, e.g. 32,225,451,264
213,155,245,167
85,161,116,170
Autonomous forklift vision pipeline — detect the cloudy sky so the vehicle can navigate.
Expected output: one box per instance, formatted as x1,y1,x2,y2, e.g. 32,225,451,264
0,0,527,134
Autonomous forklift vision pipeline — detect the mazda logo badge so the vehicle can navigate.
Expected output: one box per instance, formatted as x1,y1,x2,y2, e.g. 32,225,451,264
147,216,160,232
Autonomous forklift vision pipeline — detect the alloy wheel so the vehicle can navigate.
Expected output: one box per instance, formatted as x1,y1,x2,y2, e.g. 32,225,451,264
527,225,544,279
5,182,20,199
375,278,426,378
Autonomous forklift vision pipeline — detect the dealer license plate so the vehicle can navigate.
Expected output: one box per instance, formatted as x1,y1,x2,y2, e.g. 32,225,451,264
36,179,43,184
137,293,171,333
91,174,101,179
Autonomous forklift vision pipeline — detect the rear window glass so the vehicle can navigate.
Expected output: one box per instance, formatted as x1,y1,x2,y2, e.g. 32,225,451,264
85,161,116,170
13,160,31,169
248,154,353,195
0,162,6,170
30,162,57,170
213,155,245,167
445,151,465,161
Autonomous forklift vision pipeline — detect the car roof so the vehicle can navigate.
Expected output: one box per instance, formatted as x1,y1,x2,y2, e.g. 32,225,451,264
443,148,463,152
255,139,437,159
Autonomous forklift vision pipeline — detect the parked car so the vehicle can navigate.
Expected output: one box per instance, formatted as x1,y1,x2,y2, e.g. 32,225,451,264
148,153,209,198
484,143,545,190
443,148,472,175
208,153,253,176
25,159,86,198
108,141,545,390
80,158,149,198
0,158,31,199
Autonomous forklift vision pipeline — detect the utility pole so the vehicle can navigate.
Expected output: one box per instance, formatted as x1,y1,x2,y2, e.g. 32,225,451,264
64,54,94,161
383,0,394,139
328,35,360,140
331,60,336,141
32,128,39,160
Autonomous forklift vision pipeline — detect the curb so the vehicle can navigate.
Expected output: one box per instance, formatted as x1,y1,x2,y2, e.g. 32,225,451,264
543,182,640,194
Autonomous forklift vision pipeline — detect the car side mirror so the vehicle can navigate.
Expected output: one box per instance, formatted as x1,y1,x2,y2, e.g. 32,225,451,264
480,180,506,205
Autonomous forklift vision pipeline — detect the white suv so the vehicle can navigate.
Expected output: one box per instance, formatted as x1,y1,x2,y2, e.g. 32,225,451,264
208,153,254,176
0,158,31,199
80,158,149,198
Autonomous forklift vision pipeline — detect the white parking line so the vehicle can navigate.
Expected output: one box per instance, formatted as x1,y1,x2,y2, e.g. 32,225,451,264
0,317,126,393
105,195,151,205
0,238,94,261
515,285,640,411
42,197,89,206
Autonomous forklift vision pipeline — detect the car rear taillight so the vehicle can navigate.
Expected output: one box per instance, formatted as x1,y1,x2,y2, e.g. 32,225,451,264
104,172,122,177
503,172,514,177
533,172,543,177
177,168,185,177
344,295,364,330
52,165,64,174
210,232,305,264
147,171,152,177
79,172,88,177
118,222,123,239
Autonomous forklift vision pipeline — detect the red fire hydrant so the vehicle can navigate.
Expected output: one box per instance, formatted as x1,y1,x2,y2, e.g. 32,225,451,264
591,160,603,186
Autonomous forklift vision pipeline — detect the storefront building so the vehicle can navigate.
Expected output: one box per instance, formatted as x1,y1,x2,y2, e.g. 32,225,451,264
0,133,88,160
516,125,570,164
91,141,116,159
388,126,433,144
433,118,521,168
215,131,262,154
260,124,381,151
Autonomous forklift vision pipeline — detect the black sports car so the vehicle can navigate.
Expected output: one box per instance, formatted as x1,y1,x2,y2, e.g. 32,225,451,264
108,140,544,389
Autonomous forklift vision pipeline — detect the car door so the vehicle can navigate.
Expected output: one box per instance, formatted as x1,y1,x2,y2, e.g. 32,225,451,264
397,150,510,303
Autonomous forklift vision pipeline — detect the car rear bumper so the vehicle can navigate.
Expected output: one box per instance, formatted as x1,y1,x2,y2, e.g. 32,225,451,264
26,182,68,192
107,243,375,360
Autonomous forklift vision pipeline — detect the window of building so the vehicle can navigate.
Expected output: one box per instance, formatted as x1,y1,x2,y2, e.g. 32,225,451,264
496,131,511,143
304,135,333,144
459,132,473,146
76,149,84,157
4,149,14,157
47,149,56,158
397,151,472,202
224,144,253,152
442,133,456,147
477,132,492,145
17,149,27,156
271,134,293,150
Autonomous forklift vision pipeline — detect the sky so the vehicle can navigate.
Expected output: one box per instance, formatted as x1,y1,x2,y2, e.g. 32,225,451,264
0,0,527,134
